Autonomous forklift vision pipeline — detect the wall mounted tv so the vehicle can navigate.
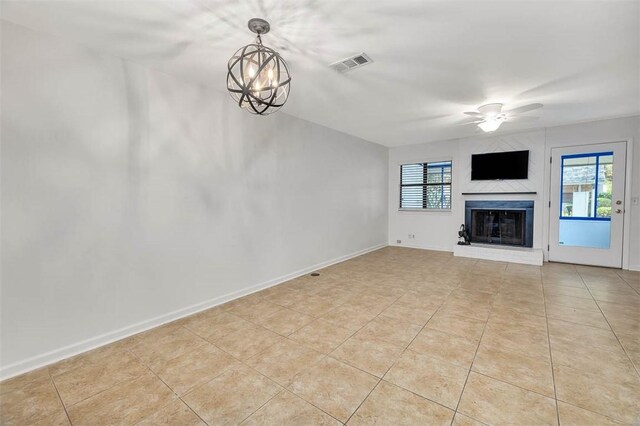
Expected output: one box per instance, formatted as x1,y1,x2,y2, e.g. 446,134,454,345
471,150,529,180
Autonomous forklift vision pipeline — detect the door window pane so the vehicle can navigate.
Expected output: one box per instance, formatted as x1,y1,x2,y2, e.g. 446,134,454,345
559,151,613,249
596,155,613,218
561,156,597,218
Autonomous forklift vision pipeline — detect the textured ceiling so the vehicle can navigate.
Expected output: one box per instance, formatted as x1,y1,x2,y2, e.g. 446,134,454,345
2,0,639,146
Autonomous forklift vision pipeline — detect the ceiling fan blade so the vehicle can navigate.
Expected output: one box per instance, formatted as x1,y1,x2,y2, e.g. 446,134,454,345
458,120,483,126
464,111,484,117
504,103,543,115
507,115,540,122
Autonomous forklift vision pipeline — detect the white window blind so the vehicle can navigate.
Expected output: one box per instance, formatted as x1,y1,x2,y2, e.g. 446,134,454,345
400,161,452,210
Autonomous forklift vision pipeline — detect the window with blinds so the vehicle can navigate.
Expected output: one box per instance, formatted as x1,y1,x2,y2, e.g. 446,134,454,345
400,161,452,210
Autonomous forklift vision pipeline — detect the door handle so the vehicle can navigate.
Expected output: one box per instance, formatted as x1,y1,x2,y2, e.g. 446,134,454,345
615,209,622,214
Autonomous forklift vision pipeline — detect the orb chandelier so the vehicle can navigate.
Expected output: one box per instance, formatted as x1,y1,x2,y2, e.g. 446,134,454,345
227,18,291,116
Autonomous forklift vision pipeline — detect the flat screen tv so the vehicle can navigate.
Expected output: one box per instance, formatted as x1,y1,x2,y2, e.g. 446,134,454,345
471,150,529,180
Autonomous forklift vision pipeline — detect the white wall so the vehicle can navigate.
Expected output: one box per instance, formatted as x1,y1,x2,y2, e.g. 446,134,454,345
0,22,388,378
389,116,640,269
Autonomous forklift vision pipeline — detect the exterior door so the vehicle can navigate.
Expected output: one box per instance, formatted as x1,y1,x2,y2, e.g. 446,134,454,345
549,142,627,267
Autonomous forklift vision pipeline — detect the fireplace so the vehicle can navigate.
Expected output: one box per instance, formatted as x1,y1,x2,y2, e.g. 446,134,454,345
464,201,534,248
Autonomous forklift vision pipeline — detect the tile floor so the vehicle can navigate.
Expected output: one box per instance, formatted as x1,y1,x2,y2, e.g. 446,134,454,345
1,247,639,425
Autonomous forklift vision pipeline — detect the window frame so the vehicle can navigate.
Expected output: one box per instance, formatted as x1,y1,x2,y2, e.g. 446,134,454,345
399,160,452,212
559,151,613,222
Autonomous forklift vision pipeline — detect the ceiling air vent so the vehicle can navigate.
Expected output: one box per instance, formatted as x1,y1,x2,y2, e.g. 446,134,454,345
329,53,373,72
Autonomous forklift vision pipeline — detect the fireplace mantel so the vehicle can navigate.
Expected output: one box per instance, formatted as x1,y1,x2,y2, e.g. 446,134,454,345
462,192,537,195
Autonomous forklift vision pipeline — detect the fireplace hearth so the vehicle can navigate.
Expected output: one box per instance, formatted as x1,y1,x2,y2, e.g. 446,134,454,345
464,200,534,248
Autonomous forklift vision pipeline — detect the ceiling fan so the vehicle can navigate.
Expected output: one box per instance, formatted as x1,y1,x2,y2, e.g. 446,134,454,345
463,103,543,132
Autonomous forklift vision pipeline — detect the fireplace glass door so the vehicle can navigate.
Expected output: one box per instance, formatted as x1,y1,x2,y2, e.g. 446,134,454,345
471,210,526,246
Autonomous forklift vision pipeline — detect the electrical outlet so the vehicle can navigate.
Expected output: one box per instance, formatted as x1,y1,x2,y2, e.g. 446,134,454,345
408,234,415,239
396,239,402,244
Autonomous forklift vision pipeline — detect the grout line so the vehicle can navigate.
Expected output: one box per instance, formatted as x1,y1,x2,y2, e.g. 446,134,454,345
541,271,561,426
450,271,502,425
178,397,210,426
201,331,344,424
575,271,640,378
48,369,74,426
343,377,383,424
8,251,638,425
235,388,286,425
50,347,144,409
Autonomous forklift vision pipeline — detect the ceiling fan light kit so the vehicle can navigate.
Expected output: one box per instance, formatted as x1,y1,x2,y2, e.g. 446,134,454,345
478,117,505,132
465,102,543,133
227,18,291,115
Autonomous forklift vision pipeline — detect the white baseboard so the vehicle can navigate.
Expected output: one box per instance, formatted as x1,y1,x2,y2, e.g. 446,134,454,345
0,242,387,381
628,264,640,271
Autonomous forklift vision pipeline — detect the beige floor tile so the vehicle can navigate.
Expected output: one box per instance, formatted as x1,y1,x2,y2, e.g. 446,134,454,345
355,315,422,348
489,306,548,330
438,299,492,321
0,367,50,396
619,328,640,348
126,323,182,347
408,328,478,368
603,312,640,335
384,350,468,409
553,364,640,423
380,302,434,326
289,295,343,317
544,294,601,311
53,350,148,406
395,292,447,311
130,326,208,370
458,372,557,425
49,341,131,377
548,319,622,353
331,334,404,377
136,399,205,425
180,311,253,341
543,285,593,299
246,338,324,386
241,390,341,425
452,413,487,426
30,411,71,426
426,312,486,342
457,278,503,294
551,344,637,384
152,343,239,395
348,381,454,425
0,377,66,425
214,324,284,360
492,297,546,316
543,277,586,289
182,364,281,425
545,303,610,329
259,308,315,336
230,300,285,323
289,318,355,354
6,248,640,424
288,357,378,422
349,293,398,313
557,401,623,426
472,343,554,397
628,350,640,371
67,371,176,425
320,304,377,332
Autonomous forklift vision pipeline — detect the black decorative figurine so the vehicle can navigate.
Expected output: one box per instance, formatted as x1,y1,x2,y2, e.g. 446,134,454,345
457,224,471,245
